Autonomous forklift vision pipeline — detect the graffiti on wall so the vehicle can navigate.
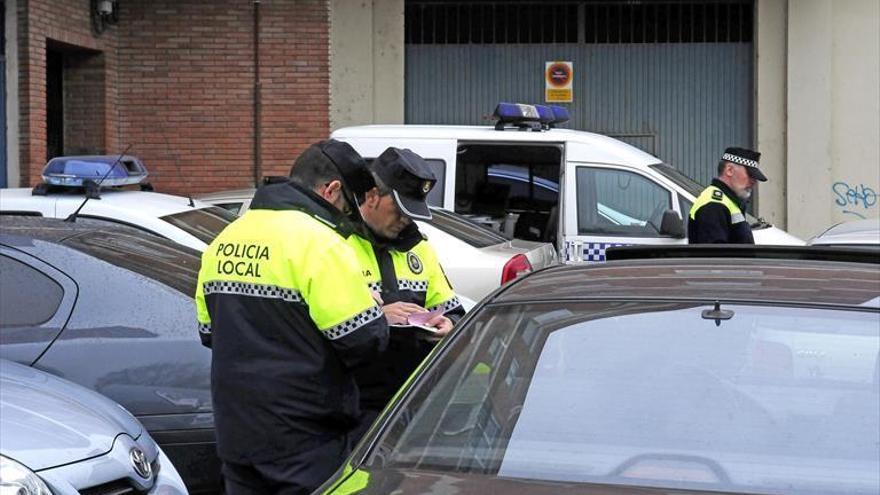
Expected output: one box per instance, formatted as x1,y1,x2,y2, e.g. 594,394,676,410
832,181,878,219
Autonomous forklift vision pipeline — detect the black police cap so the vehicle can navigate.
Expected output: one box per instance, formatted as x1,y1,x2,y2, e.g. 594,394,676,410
372,147,437,220
722,146,767,182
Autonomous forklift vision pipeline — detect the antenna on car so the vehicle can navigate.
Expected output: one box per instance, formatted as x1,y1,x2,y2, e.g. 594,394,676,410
64,144,133,223
159,132,195,207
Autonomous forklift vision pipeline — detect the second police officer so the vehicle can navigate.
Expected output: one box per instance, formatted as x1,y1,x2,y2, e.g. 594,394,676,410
346,147,466,441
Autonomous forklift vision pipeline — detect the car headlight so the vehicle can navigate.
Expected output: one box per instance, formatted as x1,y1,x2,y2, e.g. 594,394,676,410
0,455,53,495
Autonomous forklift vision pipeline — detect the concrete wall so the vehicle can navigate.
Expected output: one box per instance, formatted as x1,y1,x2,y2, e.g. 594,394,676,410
786,0,880,238
329,0,404,130
755,0,787,228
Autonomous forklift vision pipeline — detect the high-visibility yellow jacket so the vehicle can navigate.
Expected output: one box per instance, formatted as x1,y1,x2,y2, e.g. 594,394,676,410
195,180,388,464
346,225,464,411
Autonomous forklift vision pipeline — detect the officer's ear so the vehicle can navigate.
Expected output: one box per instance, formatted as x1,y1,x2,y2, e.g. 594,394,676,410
363,186,381,206
319,180,348,211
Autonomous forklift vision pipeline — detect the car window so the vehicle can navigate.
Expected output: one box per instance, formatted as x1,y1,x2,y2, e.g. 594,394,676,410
425,159,446,207
0,256,64,326
215,202,244,216
426,208,509,248
374,302,880,493
577,167,672,237
159,206,236,244
62,231,200,296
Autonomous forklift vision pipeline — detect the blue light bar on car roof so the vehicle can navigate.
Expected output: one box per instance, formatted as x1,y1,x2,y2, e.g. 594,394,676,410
41,155,148,187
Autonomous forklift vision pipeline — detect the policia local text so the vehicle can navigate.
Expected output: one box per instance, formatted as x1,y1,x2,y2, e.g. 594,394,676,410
215,242,270,278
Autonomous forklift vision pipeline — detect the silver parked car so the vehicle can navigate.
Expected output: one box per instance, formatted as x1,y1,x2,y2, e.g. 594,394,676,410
809,218,880,247
0,359,187,494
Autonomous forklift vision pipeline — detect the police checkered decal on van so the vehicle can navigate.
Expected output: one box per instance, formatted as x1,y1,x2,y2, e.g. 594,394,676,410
583,242,627,262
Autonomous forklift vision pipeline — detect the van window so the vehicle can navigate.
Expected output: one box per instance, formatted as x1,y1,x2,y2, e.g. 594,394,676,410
576,167,672,237
455,143,562,243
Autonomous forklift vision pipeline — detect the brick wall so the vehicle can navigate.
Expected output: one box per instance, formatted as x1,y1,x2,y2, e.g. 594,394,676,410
117,0,330,194
18,0,331,194
18,0,118,186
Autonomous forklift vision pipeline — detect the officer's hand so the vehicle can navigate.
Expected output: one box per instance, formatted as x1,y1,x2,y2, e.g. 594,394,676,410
382,302,426,325
425,314,453,337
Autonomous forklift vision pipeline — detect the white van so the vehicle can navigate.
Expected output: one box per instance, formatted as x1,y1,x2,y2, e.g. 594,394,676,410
332,106,803,263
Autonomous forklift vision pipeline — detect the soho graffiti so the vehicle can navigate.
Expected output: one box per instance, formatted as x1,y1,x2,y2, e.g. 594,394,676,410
832,181,878,219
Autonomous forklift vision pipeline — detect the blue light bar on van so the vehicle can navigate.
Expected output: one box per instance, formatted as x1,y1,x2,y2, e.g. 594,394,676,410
494,103,541,122
494,102,570,130
549,105,570,125
534,105,555,124
42,155,148,187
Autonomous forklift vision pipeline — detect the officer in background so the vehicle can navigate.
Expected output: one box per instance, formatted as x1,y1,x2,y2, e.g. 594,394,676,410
688,147,767,244
196,140,389,495
344,147,465,441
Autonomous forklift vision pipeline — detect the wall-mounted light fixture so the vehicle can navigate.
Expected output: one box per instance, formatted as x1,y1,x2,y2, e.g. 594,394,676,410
91,0,119,35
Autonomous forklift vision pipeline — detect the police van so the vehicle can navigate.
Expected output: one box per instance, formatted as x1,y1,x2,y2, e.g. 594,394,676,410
332,103,803,263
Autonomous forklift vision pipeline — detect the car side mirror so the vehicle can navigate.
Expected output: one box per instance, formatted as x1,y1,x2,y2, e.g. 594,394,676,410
660,209,685,238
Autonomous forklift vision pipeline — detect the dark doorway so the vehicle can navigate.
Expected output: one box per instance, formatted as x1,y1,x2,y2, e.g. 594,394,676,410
46,49,64,159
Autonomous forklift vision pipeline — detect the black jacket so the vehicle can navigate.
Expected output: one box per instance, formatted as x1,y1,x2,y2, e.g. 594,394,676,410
688,179,755,244
197,180,389,463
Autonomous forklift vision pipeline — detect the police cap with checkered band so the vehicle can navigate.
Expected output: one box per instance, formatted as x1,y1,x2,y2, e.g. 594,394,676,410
722,147,766,182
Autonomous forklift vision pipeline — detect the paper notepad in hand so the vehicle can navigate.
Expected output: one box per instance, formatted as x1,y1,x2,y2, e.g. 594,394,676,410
389,308,443,333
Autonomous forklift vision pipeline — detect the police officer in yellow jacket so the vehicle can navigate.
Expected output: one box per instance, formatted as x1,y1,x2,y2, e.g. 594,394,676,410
344,147,465,440
195,140,389,495
689,147,767,244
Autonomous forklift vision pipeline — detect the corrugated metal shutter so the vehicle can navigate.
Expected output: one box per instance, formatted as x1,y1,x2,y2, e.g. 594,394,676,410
404,1,754,187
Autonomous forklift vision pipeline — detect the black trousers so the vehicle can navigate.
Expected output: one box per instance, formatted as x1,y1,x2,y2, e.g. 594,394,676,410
221,434,349,495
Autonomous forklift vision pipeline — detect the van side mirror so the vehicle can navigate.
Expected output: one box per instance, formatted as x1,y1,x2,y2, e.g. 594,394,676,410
660,210,685,238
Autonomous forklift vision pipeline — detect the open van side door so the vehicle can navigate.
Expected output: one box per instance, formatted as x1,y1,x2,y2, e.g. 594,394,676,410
561,161,687,263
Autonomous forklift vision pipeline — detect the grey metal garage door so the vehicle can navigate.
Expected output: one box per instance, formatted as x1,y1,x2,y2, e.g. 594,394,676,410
405,1,754,187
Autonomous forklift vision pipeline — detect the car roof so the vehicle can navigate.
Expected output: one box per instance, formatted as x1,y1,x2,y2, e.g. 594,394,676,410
494,256,880,308
0,215,199,253
813,218,880,245
332,124,660,167
1,216,200,295
1,187,213,217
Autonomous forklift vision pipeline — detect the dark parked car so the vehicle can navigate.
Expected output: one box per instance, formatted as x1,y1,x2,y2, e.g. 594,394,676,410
318,246,880,495
0,217,217,493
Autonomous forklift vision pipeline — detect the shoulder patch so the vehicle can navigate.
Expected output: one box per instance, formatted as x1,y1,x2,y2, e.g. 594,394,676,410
407,251,423,274
712,190,723,200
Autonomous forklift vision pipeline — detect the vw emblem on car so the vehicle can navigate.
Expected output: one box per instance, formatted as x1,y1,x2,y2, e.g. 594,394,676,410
129,447,152,479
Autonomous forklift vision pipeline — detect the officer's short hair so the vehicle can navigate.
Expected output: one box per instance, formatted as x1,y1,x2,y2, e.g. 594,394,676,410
288,142,344,190
717,160,730,176
369,169,392,197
